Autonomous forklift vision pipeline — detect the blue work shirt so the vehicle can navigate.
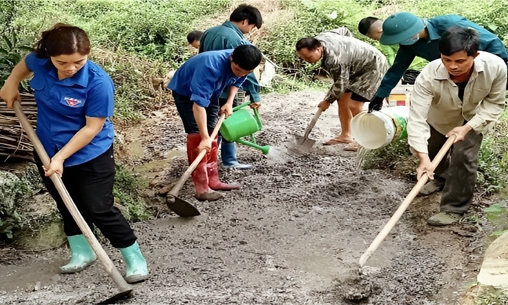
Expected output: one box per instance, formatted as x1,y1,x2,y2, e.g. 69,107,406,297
168,49,246,107
25,52,115,166
376,14,508,98
199,21,261,102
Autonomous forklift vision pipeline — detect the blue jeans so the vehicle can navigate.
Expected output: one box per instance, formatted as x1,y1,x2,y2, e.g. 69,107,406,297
173,91,220,134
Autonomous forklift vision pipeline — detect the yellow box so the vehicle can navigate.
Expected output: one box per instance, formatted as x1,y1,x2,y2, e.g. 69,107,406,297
388,94,407,107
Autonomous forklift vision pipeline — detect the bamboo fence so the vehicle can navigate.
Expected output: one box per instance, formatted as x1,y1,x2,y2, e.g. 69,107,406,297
0,93,37,162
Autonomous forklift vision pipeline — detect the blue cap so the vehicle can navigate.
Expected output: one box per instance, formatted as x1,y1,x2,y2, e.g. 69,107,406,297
380,12,425,45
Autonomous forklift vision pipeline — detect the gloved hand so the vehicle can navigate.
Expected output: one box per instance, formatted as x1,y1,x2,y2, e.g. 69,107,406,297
368,96,384,113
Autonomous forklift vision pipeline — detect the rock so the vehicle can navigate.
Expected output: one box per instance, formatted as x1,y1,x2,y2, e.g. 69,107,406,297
14,193,65,250
1,162,65,249
476,231,508,293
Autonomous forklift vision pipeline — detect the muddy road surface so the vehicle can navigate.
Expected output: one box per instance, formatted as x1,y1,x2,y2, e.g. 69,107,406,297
0,91,488,304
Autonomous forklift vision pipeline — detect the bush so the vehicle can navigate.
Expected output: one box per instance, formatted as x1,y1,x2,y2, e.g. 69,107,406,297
0,172,27,239
113,163,151,222
477,114,508,194
0,32,32,92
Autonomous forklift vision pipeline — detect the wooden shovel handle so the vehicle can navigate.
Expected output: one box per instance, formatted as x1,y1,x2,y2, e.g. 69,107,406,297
168,113,226,197
301,108,323,143
358,135,456,267
13,101,132,294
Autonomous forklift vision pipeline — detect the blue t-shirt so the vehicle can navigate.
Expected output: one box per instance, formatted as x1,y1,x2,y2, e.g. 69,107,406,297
25,52,115,166
167,49,246,107
376,14,508,98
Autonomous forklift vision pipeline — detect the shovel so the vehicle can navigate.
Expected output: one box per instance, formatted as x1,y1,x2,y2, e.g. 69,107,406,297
166,114,226,217
13,101,133,303
289,108,323,154
358,135,456,267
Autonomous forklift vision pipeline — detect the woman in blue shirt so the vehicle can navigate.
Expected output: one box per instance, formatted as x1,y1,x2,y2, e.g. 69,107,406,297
0,24,148,284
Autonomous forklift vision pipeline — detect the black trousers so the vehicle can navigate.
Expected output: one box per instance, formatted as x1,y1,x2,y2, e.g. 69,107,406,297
427,124,483,214
173,91,220,134
34,145,136,248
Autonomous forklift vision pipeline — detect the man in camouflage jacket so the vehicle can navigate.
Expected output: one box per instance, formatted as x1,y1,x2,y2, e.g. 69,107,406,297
296,27,388,151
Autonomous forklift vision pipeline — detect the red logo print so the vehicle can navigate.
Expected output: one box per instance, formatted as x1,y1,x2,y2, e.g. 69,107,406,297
64,97,82,107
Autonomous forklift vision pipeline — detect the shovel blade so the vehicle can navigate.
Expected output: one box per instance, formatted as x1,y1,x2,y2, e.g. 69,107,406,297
166,195,201,217
96,289,132,304
288,135,316,154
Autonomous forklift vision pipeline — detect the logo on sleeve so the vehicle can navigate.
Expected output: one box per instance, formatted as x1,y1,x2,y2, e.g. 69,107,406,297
64,97,83,107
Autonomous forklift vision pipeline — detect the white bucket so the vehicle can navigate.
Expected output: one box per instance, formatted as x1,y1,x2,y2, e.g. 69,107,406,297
351,106,409,150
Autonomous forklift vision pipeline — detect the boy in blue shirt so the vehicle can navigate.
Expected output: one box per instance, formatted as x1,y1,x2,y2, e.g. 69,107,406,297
168,45,262,201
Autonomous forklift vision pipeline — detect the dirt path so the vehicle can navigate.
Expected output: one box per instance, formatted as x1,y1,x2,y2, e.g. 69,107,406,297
0,91,488,304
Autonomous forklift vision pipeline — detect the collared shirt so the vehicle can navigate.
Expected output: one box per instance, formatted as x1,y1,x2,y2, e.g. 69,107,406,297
168,49,246,107
377,14,508,98
316,27,388,102
25,52,115,166
199,20,261,102
407,51,507,154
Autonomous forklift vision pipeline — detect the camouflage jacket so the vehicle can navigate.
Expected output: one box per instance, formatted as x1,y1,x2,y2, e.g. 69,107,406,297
316,27,388,102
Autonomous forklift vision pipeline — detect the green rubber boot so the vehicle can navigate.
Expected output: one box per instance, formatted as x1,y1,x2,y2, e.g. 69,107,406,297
60,234,97,274
119,242,149,284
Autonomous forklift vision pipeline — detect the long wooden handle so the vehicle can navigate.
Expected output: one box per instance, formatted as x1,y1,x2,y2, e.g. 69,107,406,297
358,135,456,267
168,114,226,197
300,108,323,143
13,101,132,294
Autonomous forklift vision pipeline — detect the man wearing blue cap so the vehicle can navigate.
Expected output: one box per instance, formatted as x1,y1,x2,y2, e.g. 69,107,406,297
367,11,508,112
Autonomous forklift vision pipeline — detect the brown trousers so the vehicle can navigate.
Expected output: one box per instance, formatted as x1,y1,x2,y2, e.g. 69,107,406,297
427,124,483,214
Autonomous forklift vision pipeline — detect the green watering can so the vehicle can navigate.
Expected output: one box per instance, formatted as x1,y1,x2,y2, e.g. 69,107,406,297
220,101,270,155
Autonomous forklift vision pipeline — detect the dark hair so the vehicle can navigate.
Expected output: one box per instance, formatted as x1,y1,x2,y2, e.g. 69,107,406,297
232,45,262,70
34,23,90,58
295,38,322,51
439,26,479,56
187,30,203,44
358,17,379,35
230,4,263,29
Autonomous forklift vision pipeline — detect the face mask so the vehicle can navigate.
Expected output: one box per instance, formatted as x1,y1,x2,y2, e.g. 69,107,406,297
400,33,420,45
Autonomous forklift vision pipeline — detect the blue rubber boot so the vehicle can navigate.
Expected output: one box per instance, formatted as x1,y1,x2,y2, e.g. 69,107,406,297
60,234,97,274
119,242,149,284
221,141,252,170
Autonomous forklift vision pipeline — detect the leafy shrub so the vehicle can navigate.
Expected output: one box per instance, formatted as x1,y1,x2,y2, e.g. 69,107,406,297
113,163,151,222
0,32,32,92
477,115,508,194
0,172,27,239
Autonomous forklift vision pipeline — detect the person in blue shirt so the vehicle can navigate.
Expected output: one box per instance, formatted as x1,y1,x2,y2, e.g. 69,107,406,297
199,4,263,169
168,45,262,201
366,12,508,112
0,23,148,284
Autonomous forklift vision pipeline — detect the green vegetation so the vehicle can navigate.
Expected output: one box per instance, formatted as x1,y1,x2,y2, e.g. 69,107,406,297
0,32,32,91
484,203,508,238
113,163,151,222
1,0,507,118
475,289,508,305
0,172,28,239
